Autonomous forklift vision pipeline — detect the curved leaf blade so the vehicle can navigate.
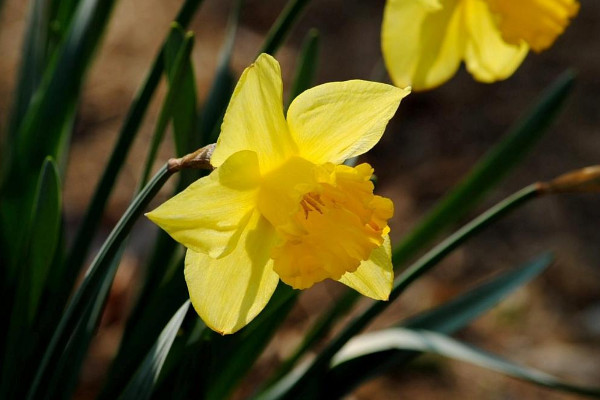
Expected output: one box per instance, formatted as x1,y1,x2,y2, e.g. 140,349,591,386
333,328,600,398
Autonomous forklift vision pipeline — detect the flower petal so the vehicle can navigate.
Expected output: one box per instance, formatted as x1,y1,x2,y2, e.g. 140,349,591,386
184,210,280,335
286,80,409,165
338,235,393,300
146,150,260,259
211,53,296,172
463,0,528,83
381,0,466,91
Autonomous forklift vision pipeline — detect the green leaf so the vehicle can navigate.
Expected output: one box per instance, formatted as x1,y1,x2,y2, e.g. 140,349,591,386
119,301,190,400
27,165,174,400
287,28,320,106
164,25,198,156
319,254,554,398
201,0,244,143
259,0,313,55
0,158,62,399
0,0,118,297
139,30,195,187
392,70,576,265
25,158,62,320
99,253,188,400
331,328,600,398
7,0,53,143
203,0,313,142
202,285,297,400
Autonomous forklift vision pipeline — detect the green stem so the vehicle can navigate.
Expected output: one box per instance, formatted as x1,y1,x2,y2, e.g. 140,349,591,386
27,165,173,400
256,184,541,399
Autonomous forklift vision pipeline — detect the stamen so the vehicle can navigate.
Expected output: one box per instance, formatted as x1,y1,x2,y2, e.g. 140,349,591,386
304,195,323,214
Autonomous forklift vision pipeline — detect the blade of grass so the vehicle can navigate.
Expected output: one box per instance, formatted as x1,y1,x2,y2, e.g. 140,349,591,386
204,0,314,143
164,26,199,156
27,164,174,400
139,31,195,187
201,0,244,142
7,0,53,143
265,70,576,385
0,158,61,399
287,28,319,106
254,184,542,400
118,301,190,400
332,328,600,398
98,251,188,400
259,0,312,55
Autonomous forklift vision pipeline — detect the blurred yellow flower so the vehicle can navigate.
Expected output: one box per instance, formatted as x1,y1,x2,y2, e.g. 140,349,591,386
382,0,579,90
146,54,410,334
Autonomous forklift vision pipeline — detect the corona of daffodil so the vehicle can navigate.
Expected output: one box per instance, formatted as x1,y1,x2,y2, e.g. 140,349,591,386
382,0,579,90
147,54,410,334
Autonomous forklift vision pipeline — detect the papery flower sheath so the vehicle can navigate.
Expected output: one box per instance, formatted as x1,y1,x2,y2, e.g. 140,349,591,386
382,0,579,90
146,54,410,334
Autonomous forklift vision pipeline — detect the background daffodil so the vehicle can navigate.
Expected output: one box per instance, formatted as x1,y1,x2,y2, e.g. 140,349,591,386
382,0,579,90
147,53,410,334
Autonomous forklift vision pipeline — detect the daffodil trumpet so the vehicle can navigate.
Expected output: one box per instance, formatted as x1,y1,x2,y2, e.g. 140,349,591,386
382,0,579,90
147,53,410,334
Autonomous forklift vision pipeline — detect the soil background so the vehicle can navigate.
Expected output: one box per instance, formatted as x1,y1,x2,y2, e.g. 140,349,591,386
1,0,599,399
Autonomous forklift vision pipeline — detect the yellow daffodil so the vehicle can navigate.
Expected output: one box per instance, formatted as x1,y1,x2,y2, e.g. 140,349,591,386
382,0,579,90
146,54,410,334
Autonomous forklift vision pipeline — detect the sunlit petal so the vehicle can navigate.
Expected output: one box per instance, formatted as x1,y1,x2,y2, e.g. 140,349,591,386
146,150,260,259
184,211,280,335
287,80,409,165
338,235,393,300
211,53,296,172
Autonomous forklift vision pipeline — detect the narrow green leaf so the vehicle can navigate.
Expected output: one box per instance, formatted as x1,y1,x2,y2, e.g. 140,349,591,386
203,0,312,142
392,71,576,265
46,254,119,400
164,24,198,156
27,165,174,400
332,328,600,398
140,31,195,187
0,158,61,399
7,0,53,143
119,301,190,400
0,0,117,295
99,253,188,400
201,0,244,143
320,254,554,397
401,254,552,333
203,284,297,400
287,28,320,106
259,0,312,55
25,158,62,320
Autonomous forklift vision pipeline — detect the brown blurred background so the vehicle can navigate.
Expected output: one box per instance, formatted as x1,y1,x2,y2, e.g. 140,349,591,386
1,0,600,398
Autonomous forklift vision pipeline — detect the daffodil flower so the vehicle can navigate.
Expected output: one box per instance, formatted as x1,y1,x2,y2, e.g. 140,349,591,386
382,0,579,90
146,54,410,334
